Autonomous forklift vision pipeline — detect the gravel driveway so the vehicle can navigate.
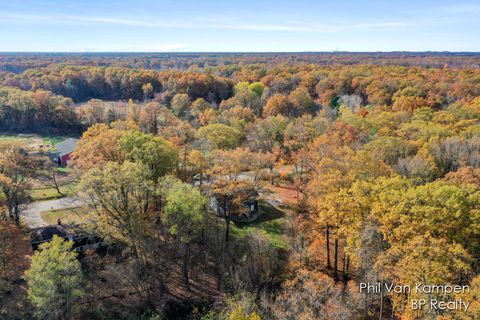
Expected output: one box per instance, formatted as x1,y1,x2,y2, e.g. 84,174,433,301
22,197,84,228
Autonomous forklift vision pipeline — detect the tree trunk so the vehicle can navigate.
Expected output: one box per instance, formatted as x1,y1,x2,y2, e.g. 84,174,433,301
269,164,274,185
51,172,63,196
182,145,188,178
365,291,369,319
333,238,338,280
153,112,158,134
13,203,20,226
326,225,331,269
379,281,384,320
344,255,350,280
225,218,231,243
182,243,190,290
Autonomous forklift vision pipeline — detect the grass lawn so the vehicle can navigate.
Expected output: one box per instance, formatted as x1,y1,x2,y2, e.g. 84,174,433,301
0,132,77,151
40,207,92,225
231,201,287,249
43,135,67,146
31,181,78,201
0,134,32,146
57,167,73,173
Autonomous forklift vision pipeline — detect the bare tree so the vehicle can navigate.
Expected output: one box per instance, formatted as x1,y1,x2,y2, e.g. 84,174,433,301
339,94,363,112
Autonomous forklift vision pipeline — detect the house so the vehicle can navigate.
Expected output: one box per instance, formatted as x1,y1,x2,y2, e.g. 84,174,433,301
211,189,260,223
54,138,78,166
30,223,105,252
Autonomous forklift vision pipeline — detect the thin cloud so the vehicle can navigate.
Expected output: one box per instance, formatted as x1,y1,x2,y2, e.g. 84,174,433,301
0,11,413,33
69,16,187,28
213,23,314,32
22,43,187,53
434,4,480,13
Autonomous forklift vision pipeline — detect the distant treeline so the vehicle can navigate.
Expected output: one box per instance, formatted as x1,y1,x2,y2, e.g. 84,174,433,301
1,66,233,103
1,52,480,73
1,60,480,133
0,86,78,132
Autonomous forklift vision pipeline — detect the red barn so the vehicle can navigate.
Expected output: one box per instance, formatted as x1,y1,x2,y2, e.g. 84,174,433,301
55,138,78,166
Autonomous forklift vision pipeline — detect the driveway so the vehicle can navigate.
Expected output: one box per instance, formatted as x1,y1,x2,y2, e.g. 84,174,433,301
22,197,84,228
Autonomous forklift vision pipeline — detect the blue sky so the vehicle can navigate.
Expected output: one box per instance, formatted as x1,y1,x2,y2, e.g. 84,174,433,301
0,0,479,52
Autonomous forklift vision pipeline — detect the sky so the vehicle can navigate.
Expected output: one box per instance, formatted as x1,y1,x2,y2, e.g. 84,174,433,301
0,0,479,52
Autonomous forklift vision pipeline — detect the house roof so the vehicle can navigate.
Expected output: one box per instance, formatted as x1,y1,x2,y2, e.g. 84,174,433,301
30,225,70,244
55,138,78,157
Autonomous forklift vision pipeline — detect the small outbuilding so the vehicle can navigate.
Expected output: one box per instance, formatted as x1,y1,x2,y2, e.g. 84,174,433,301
54,138,78,166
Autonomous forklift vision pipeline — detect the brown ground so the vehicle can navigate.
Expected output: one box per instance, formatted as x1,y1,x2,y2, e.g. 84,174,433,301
0,224,33,319
79,249,222,319
263,183,298,204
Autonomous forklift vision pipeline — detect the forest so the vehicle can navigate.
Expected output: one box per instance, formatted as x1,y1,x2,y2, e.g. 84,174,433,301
1,52,480,320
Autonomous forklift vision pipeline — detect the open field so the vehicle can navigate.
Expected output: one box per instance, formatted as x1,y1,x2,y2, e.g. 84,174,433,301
0,134,33,146
40,207,91,225
0,132,77,151
31,180,78,201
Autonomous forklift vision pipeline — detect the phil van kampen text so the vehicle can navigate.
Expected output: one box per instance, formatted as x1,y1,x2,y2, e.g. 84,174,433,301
359,282,471,312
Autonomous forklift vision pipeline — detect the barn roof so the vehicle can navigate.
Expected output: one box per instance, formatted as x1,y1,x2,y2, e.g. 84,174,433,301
55,138,78,157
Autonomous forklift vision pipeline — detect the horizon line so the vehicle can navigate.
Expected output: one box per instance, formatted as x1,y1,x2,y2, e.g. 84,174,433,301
1,51,480,54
